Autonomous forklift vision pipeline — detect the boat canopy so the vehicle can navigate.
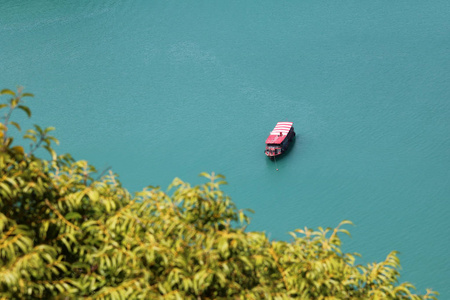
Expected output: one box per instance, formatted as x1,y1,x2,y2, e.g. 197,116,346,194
265,122,294,144
270,122,293,136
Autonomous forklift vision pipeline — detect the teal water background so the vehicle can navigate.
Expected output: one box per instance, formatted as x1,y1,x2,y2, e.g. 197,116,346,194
1,0,449,296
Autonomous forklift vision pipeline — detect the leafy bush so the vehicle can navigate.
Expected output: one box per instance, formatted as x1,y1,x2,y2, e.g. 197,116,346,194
0,88,438,299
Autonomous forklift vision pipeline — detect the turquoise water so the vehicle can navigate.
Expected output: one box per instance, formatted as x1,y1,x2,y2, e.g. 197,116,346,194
1,0,449,296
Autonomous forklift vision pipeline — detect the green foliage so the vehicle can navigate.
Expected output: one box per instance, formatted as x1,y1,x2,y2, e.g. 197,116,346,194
0,88,438,299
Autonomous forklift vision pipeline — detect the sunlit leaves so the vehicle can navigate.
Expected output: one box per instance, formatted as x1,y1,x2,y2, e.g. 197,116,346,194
0,88,33,145
23,124,59,160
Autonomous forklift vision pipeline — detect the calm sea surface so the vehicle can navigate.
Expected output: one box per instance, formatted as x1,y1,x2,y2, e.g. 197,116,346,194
1,0,449,296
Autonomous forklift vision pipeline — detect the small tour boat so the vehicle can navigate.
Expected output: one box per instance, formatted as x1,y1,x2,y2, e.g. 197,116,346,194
264,122,295,158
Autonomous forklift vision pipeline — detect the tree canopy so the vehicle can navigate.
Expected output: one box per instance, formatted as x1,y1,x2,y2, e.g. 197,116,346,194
0,88,438,299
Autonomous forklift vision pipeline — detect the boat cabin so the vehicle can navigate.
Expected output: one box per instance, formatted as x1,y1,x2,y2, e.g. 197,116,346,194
265,122,295,157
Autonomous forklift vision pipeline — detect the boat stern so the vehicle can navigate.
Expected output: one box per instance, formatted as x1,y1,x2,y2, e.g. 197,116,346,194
265,145,282,157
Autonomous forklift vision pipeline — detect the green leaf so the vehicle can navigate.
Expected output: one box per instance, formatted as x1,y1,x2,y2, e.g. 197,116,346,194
339,220,354,226
22,93,34,97
198,172,211,179
48,136,60,145
18,105,31,118
34,124,43,134
23,134,37,143
87,189,99,202
43,145,57,160
0,182,12,196
65,212,82,220
0,104,8,110
44,126,55,133
338,229,351,237
11,146,24,154
9,121,21,131
26,129,37,135
11,98,19,107
0,89,15,96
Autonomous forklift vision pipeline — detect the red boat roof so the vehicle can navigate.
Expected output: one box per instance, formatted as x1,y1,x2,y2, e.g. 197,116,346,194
265,122,294,144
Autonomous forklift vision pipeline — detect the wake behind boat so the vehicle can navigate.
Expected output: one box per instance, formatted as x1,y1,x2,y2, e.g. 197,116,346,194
264,122,295,158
